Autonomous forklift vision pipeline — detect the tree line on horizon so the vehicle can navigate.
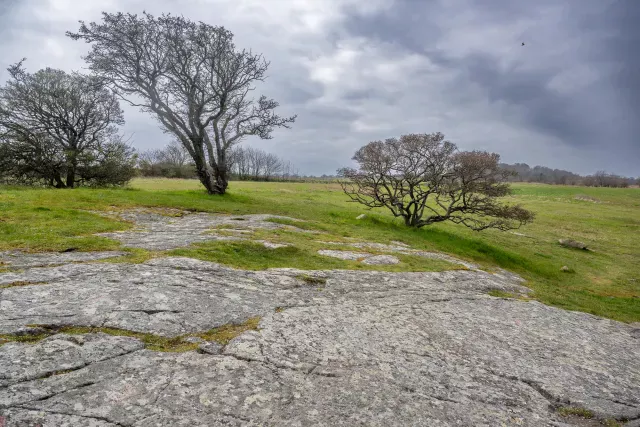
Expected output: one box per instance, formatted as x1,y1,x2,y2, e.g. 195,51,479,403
0,11,635,195
138,141,300,182
499,163,638,188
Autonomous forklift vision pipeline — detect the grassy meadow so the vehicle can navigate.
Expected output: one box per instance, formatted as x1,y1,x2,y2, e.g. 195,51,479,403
0,178,638,323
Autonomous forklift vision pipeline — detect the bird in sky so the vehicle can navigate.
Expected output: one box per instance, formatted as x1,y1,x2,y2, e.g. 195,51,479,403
522,42,525,46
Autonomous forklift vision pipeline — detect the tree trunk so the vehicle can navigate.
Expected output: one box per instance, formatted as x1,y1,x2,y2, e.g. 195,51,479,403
214,167,228,194
65,169,75,188
196,165,221,195
212,147,229,195
54,174,66,188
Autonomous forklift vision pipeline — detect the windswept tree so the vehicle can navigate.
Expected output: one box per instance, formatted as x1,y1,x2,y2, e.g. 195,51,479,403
0,61,134,187
338,133,534,230
68,12,296,194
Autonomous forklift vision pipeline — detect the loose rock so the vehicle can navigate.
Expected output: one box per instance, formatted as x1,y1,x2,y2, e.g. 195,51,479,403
559,239,588,250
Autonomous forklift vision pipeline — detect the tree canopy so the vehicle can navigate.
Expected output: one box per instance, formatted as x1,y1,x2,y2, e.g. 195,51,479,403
68,12,296,194
0,61,135,187
339,133,535,230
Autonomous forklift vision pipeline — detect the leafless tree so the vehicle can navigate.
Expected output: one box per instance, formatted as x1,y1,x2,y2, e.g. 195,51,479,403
158,140,190,166
262,153,283,180
338,133,534,230
138,140,196,179
0,61,133,187
226,145,296,181
68,12,296,194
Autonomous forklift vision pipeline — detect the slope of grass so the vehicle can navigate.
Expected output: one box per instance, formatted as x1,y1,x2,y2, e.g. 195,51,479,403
1,178,638,322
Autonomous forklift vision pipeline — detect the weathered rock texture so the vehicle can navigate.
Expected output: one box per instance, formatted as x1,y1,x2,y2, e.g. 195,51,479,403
1,257,638,426
95,210,307,250
317,242,479,269
0,251,127,270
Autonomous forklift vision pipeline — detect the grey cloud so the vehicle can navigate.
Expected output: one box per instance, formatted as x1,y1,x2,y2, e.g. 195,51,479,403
0,0,637,176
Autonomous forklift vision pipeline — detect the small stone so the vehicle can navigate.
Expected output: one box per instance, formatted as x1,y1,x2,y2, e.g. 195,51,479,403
198,341,223,355
356,214,367,220
558,239,588,250
560,266,570,272
317,250,372,260
262,242,289,249
184,336,205,344
361,255,400,265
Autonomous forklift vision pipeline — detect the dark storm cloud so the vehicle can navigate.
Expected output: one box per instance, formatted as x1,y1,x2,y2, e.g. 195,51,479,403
343,0,639,175
0,0,637,176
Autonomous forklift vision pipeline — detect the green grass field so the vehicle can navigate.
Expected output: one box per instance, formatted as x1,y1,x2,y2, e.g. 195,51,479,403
1,178,638,322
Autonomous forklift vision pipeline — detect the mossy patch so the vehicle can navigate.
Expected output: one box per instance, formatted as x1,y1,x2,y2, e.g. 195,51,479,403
195,316,261,345
0,318,261,351
0,280,48,289
0,332,51,345
101,248,162,264
487,289,530,301
556,406,595,419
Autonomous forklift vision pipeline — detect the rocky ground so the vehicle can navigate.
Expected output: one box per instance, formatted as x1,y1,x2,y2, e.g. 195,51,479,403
1,210,638,426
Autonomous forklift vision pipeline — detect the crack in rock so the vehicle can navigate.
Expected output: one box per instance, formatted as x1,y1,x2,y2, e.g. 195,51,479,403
1,215,638,425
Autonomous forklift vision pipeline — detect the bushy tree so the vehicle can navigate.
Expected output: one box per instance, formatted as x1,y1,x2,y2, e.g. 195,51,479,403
0,61,135,187
339,133,534,230
68,12,296,194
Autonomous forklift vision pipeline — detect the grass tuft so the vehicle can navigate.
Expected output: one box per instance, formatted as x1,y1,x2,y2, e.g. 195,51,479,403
1,179,639,322
0,318,261,351
195,316,261,345
0,280,48,289
556,406,595,419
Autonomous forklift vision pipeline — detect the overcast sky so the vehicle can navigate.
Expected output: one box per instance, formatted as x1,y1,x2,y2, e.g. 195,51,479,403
0,0,638,176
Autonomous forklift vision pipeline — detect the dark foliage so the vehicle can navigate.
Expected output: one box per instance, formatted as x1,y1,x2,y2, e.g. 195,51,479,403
0,61,135,187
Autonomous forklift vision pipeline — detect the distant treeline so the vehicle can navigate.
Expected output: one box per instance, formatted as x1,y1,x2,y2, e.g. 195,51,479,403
138,142,302,182
499,163,638,188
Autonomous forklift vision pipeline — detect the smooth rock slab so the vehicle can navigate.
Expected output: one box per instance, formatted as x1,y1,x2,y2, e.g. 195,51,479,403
0,257,523,337
317,250,371,261
0,251,127,270
316,242,478,269
95,210,309,250
361,255,400,265
1,258,638,425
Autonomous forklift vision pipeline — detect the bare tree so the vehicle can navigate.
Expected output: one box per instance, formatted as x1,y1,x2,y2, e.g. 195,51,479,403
0,61,132,187
158,140,190,166
262,152,283,181
338,133,534,230
138,140,196,179
68,12,296,194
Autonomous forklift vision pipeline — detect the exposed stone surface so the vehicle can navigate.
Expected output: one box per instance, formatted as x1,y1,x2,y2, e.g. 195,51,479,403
1,209,638,426
94,209,308,250
0,257,521,337
361,254,400,265
317,244,478,269
1,256,638,426
259,241,290,249
197,341,223,355
0,251,126,270
317,250,371,261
